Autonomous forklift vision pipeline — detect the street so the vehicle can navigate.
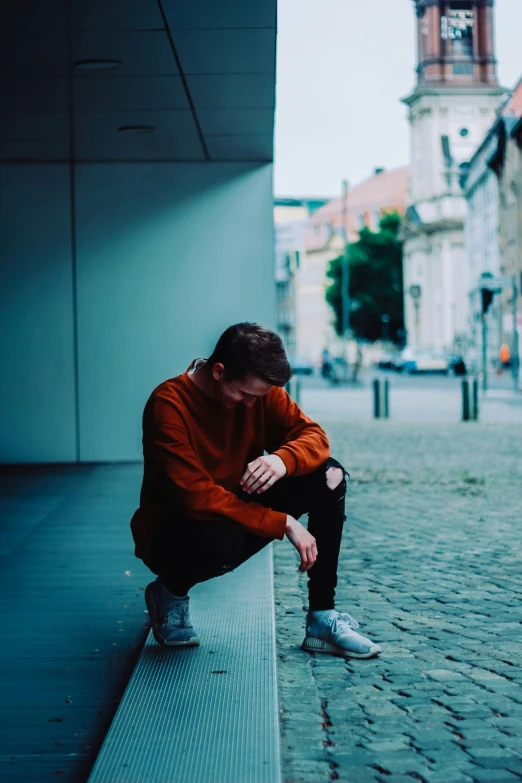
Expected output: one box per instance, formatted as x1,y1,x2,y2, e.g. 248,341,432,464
290,369,522,425
274,409,522,783
294,366,519,393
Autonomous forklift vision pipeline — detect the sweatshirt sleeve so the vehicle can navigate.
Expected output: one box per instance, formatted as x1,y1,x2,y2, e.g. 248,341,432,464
149,396,287,540
264,386,330,476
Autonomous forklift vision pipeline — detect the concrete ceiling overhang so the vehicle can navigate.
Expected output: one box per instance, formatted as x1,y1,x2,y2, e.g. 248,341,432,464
0,0,277,163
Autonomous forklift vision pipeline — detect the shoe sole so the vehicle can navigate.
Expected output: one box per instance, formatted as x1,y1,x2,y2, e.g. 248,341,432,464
301,635,381,659
145,583,200,648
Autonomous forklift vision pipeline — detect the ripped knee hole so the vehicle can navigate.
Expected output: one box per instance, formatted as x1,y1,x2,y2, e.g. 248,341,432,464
326,466,344,490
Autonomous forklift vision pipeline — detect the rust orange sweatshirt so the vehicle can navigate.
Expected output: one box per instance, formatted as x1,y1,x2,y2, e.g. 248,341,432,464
131,359,330,568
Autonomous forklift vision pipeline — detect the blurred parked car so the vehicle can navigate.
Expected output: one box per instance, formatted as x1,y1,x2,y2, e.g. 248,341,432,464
393,347,416,372
403,351,450,374
287,354,314,376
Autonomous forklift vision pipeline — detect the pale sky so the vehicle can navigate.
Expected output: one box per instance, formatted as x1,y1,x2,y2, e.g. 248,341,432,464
274,0,522,198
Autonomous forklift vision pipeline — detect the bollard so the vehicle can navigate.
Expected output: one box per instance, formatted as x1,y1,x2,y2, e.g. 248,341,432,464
461,379,470,421
373,379,381,419
472,377,479,421
373,378,391,420
294,378,301,407
383,378,390,419
286,377,301,405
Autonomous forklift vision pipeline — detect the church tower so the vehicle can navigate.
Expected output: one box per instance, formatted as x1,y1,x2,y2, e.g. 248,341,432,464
402,0,504,351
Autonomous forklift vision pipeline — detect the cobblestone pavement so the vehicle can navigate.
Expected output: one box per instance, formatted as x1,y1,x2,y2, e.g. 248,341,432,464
274,422,522,783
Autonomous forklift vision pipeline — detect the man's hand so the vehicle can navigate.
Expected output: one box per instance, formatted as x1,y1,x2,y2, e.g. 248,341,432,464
285,515,317,572
240,454,287,494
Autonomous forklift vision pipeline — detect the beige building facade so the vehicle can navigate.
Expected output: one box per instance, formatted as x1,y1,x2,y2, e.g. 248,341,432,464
494,103,522,381
296,167,409,365
464,119,502,370
464,78,522,383
273,200,327,357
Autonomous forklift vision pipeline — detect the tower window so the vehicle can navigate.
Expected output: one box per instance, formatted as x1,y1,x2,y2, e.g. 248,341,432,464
442,4,474,58
459,127,469,138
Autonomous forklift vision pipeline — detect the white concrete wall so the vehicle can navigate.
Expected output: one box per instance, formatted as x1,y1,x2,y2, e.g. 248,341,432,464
0,165,77,463
0,163,277,463
404,232,469,351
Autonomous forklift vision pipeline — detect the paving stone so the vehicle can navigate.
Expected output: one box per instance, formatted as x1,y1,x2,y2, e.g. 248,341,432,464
420,748,474,765
379,776,427,783
365,739,412,752
465,768,520,781
332,770,381,783
420,772,475,783
274,422,522,783
459,728,511,740
505,759,522,775
472,756,522,771
367,753,433,777
424,669,469,681
467,746,520,760
448,706,494,719
326,750,378,768
459,738,509,750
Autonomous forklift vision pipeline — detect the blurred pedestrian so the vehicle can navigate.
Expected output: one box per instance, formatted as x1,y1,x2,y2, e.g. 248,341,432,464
500,343,511,369
351,342,363,384
321,347,334,381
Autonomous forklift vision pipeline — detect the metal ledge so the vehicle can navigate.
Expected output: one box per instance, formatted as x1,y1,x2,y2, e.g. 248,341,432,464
88,544,281,783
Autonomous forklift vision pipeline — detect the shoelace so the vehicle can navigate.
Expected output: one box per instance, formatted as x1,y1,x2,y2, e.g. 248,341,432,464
329,612,360,635
303,606,361,632
164,602,189,627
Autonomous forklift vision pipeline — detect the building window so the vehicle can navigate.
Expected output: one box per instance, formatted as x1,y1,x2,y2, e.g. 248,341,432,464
459,127,469,138
442,4,474,58
357,213,365,230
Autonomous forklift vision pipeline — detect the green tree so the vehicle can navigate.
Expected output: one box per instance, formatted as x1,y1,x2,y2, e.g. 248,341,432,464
325,212,404,343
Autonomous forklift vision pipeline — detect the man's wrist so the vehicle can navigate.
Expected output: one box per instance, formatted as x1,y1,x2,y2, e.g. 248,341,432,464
271,452,288,477
272,448,295,476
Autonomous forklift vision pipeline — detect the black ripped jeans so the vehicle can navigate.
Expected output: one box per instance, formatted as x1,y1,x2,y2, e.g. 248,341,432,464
149,457,348,610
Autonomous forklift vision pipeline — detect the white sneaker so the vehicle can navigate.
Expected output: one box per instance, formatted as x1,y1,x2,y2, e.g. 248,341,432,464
302,610,381,659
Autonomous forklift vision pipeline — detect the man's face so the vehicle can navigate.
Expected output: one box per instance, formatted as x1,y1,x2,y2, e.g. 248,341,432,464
212,364,273,408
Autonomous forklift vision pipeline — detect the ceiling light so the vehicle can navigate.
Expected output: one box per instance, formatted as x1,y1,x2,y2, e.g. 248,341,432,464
118,125,156,135
75,59,123,71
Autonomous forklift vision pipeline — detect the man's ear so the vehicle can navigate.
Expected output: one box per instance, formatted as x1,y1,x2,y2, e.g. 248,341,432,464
212,362,225,382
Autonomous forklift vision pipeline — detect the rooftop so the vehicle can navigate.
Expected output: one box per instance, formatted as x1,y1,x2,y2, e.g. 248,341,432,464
304,167,409,250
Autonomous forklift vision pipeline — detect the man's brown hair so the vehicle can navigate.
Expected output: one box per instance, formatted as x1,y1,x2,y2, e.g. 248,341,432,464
205,323,292,386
